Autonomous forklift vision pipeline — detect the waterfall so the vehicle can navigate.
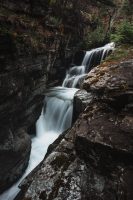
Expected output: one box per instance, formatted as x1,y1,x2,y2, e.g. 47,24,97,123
0,87,78,200
36,87,78,134
0,43,114,200
63,42,115,88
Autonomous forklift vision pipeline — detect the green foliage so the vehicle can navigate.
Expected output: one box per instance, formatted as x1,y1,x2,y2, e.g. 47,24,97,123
81,27,106,49
111,21,133,44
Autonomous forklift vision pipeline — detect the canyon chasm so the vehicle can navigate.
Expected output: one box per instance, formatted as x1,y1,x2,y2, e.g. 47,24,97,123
0,0,133,200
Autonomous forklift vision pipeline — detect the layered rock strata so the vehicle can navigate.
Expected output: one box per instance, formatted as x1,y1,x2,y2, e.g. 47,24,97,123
0,0,84,192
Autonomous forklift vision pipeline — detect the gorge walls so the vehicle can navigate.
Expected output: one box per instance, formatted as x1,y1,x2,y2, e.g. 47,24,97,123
0,0,129,194
0,0,83,192
17,56,133,200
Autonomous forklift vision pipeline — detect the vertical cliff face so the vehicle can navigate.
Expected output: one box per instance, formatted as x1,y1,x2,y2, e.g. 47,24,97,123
0,0,86,193
0,6,47,193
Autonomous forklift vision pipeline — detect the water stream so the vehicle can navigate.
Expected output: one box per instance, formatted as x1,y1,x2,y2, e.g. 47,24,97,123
63,42,115,87
0,42,115,200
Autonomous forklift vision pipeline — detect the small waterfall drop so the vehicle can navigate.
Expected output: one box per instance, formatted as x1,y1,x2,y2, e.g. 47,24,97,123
0,43,114,200
36,87,78,134
0,87,78,200
63,42,115,88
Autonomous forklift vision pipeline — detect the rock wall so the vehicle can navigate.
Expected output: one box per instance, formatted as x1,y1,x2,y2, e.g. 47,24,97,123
17,59,133,200
0,18,47,194
0,0,86,193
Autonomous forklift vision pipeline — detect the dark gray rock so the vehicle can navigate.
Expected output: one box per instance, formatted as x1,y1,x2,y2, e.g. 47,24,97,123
0,0,83,192
17,59,133,200
73,90,93,122
0,128,31,193
0,0,49,15
0,52,47,193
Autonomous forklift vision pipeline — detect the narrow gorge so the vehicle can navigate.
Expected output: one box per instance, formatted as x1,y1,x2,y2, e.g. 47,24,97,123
0,0,133,200
0,41,115,200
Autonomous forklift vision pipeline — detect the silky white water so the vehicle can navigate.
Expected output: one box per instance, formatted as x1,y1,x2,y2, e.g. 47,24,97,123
0,87,78,200
63,42,115,88
0,43,114,200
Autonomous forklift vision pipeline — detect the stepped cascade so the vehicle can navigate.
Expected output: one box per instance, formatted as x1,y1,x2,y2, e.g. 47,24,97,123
63,43,115,88
0,43,115,200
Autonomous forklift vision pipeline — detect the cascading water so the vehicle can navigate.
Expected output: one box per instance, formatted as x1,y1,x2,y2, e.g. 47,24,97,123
0,42,114,200
36,87,78,134
0,88,78,200
63,42,115,88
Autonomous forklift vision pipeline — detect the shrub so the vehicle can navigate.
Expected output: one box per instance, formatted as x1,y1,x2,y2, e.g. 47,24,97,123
80,27,107,49
111,21,133,44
